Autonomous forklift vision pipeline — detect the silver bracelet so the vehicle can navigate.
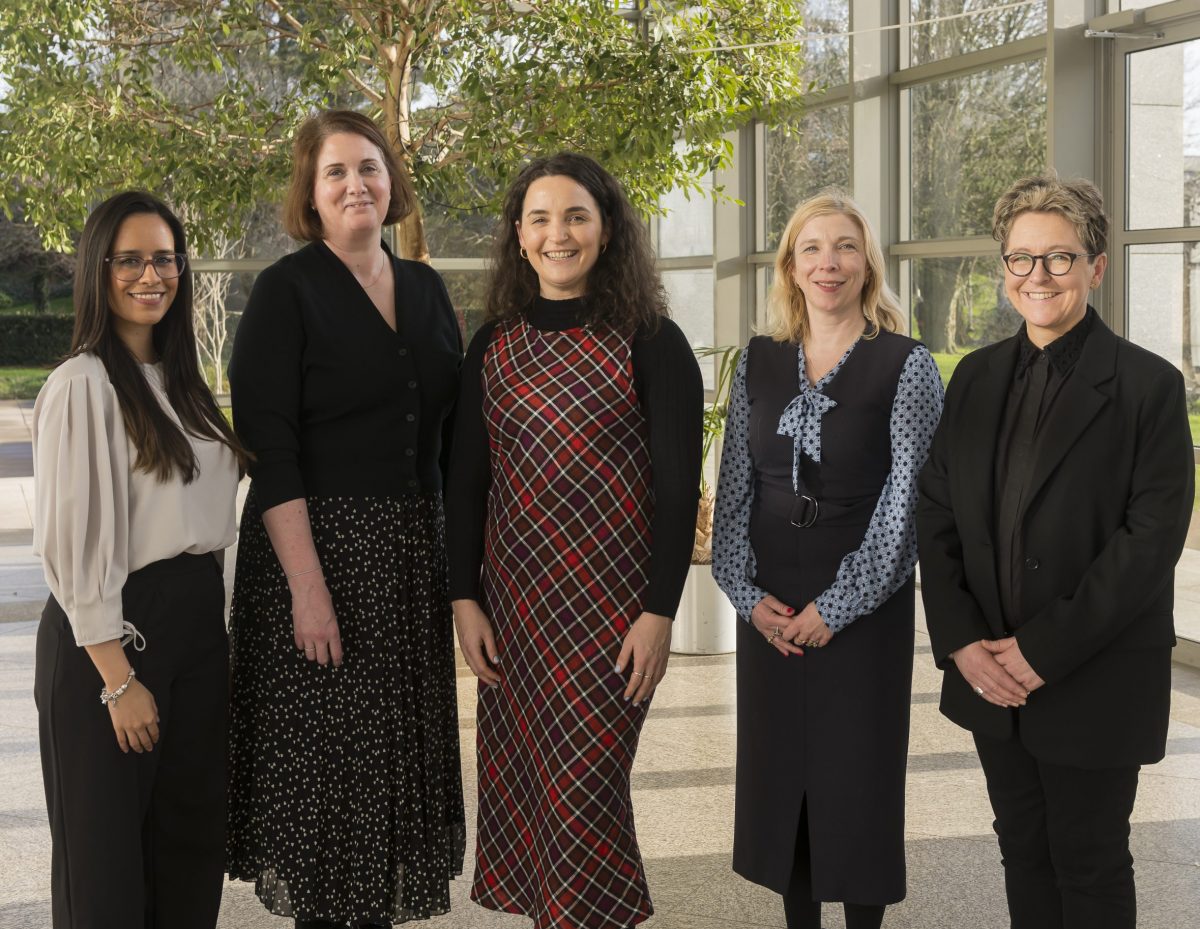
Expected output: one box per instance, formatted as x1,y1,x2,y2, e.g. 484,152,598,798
285,565,323,579
100,668,136,708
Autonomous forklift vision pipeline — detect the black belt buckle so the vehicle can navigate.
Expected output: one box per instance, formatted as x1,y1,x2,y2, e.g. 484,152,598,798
790,494,819,528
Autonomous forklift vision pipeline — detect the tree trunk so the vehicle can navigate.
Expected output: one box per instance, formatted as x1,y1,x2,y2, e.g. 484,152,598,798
914,262,956,353
381,38,430,264
32,267,49,313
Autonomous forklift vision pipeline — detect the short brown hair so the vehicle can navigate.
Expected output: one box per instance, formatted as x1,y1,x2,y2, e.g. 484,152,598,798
282,110,415,241
767,189,905,344
991,174,1109,257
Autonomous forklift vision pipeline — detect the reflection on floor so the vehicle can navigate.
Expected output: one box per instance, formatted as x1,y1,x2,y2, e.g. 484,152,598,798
1,618,1197,929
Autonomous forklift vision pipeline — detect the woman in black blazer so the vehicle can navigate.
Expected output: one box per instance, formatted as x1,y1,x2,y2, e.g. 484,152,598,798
917,175,1194,929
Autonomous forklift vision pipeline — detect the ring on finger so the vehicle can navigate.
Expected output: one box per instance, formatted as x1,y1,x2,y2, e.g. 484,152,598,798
768,628,782,642
631,670,645,678
973,685,984,696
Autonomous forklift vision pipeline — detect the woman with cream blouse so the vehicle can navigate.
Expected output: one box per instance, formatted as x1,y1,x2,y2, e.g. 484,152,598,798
32,190,247,929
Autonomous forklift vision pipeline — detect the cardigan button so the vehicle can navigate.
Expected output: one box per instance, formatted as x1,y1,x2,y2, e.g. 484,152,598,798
407,379,418,389
406,413,416,422
407,479,418,489
1024,557,1039,570
397,347,408,357
405,448,415,457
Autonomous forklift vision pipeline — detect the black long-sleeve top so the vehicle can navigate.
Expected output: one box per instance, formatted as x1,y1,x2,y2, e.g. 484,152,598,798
229,241,463,511
445,296,704,618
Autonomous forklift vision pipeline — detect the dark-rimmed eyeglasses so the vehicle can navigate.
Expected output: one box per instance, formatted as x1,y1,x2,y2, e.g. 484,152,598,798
105,253,187,282
1001,252,1094,277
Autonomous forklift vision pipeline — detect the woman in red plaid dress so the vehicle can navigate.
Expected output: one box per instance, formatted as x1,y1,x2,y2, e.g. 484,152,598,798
446,153,703,929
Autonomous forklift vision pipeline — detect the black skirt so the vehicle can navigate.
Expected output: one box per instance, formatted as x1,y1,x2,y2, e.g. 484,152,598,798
733,510,913,906
226,490,466,924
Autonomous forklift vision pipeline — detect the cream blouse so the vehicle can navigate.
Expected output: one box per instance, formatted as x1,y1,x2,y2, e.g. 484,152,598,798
32,353,238,646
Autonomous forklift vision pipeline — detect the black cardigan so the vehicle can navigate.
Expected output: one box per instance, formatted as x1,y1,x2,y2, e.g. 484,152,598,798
229,240,463,510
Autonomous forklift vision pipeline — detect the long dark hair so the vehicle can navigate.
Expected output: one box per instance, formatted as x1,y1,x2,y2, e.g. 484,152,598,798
486,152,669,334
68,191,250,481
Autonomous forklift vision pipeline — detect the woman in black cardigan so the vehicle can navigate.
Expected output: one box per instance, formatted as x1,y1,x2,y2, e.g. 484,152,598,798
226,110,465,929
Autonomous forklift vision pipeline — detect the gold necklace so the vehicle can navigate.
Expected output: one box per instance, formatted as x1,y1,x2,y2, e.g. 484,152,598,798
326,240,387,289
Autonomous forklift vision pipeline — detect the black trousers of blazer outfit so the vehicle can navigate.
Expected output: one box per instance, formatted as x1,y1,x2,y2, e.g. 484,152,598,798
917,314,1194,929
35,553,229,929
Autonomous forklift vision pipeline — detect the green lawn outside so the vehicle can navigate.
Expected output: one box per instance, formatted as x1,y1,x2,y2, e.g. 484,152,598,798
0,295,73,316
0,366,51,400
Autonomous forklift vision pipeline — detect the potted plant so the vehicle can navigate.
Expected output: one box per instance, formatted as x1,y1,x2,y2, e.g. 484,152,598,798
672,344,743,654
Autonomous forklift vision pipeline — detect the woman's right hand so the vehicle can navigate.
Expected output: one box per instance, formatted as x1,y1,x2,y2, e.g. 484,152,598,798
951,640,1028,708
291,574,343,667
452,599,501,686
750,595,804,656
107,678,159,754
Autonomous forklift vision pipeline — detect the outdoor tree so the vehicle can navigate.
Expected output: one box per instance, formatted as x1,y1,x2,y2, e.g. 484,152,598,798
0,0,816,260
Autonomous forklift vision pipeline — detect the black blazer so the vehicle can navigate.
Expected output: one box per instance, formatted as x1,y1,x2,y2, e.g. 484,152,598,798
917,315,1193,768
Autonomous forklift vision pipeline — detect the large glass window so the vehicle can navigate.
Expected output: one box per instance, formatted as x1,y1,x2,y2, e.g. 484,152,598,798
441,270,489,342
904,256,1013,377
658,168,713,259
763,105,851,251
663,269,715,388
802,0,851,87
907,60,1046,239
424,204,495,259
1127,39,1200,230
907,1,1046,67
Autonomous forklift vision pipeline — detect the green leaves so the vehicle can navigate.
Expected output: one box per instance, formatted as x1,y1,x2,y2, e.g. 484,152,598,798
1,0,814,253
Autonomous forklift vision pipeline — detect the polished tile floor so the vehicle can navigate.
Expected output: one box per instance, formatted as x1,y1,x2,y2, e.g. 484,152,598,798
4,609,1197,929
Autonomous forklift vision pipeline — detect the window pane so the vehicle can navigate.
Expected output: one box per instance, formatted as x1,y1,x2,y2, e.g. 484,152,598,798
441,271,489,342
663,269,714,389
424,204,495,259
903,256,1016,379
763,105,851,251
908,60,1046,239
194,270,258,395
803,1,850,87
908,0,1046,66
1127,241,1200,645
1127,39,1200,230
659,168,713,259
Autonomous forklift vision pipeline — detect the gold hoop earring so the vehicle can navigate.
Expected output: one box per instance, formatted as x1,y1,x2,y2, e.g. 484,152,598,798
600,243,608,254
519,247,529,260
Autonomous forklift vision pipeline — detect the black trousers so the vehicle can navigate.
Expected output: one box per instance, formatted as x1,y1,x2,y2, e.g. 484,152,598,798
974,729,1140,929
34,552,229,929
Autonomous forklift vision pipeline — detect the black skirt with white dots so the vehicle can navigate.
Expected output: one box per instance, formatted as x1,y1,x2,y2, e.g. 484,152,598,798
227,490,466,925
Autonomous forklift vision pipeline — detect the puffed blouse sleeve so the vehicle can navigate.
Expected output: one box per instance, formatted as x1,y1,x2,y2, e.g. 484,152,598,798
32,366,131,646
814,345,944,632
712,346,771,619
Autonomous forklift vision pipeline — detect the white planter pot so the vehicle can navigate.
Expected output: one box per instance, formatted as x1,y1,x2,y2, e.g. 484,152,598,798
671,563,737,655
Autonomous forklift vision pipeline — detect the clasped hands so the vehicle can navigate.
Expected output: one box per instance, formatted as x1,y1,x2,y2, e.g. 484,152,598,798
951,637,1045,708
751,595,831,656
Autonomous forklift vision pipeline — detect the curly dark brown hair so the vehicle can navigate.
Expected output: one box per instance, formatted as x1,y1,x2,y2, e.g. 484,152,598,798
485,152,669,334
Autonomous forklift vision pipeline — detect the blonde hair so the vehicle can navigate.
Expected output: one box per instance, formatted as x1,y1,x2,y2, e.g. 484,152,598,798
766,190,905,344
991,174,1108,257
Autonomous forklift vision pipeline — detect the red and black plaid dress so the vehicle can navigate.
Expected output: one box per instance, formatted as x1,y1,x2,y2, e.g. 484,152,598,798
471,315,655,929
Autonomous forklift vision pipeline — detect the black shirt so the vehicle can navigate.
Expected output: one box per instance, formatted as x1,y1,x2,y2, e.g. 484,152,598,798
445,296,704,617
993,308,1095,628
229,241,463,510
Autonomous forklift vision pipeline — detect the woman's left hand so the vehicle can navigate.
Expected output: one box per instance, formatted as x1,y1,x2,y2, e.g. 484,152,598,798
783,601,833,648
616,612,673,705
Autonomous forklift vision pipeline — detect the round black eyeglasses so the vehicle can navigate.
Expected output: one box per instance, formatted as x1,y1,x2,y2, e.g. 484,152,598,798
1001,252,1094,277
105,253,188,282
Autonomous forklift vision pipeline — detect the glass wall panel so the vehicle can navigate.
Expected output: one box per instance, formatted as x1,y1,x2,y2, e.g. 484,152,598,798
903,256,1015,377
1127,39,1200,230
803,0,851,87
424,204,495,259
663,269,715,388
658,167,713,259
763,105,851,251
193,270,257,394
908,1,1046,66
907,60,1046,240
442,270,489,342
1129,241,1200,644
